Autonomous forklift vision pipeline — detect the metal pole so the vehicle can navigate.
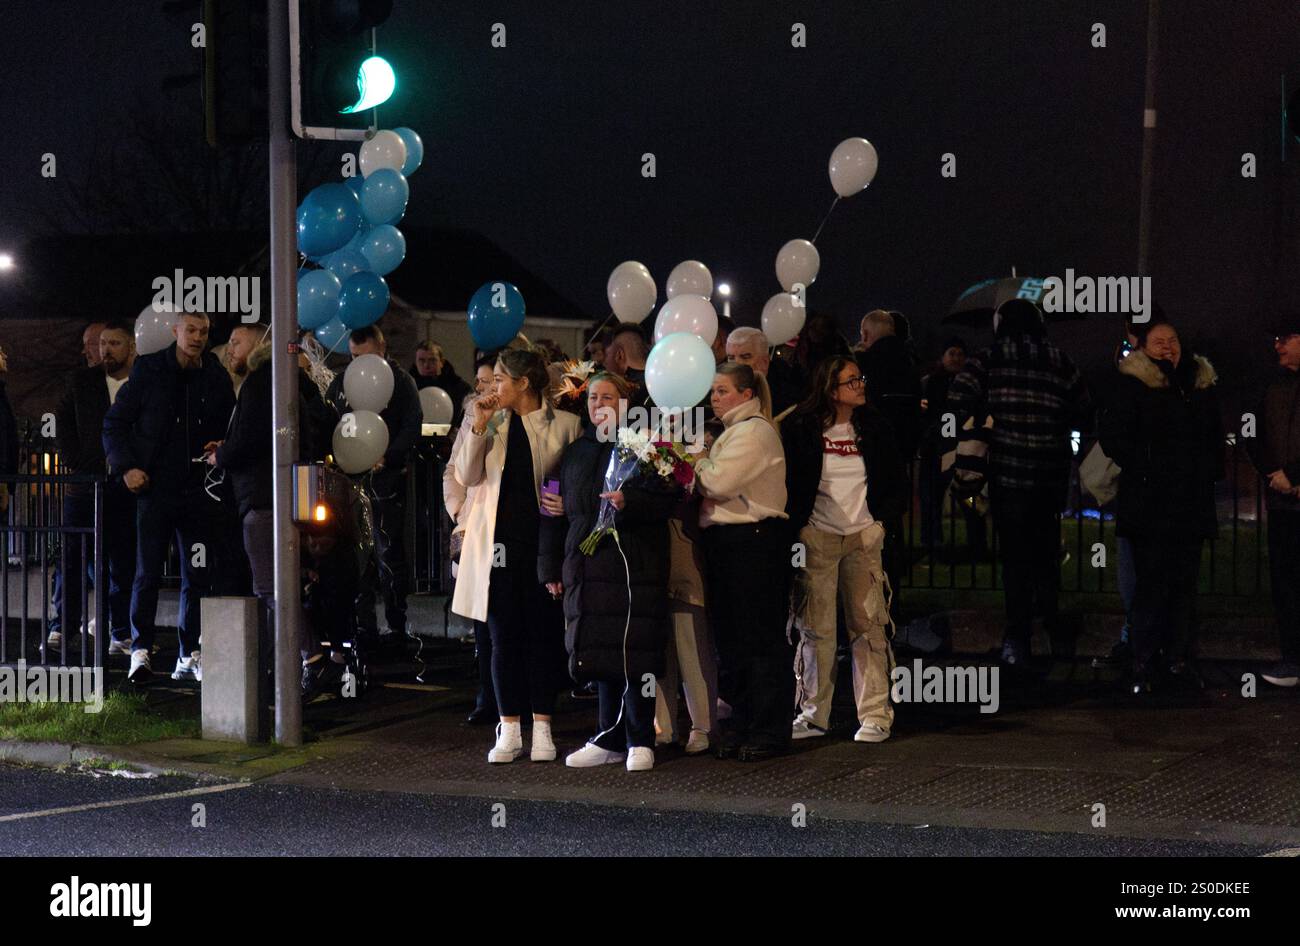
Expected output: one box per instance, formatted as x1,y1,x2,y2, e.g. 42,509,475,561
269,0,302,746
1136,0,1160,277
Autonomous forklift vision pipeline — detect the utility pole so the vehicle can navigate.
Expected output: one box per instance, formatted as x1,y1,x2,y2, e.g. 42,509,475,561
1137,0,1160,278
268,0,302,746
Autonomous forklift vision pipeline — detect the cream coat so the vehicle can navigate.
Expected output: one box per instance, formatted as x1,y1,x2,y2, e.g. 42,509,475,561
694,398,789,527
450,403,582,622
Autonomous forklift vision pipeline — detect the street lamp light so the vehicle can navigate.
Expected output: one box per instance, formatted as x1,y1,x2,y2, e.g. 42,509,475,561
717,281,731,320
0,253,15,272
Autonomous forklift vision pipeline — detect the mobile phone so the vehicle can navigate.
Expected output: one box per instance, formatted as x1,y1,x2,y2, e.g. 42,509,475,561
540,478,561,516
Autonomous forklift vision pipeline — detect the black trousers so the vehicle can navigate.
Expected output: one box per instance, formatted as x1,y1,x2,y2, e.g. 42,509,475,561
1269,510,1300,664
357,478,409,635
1129,535,1202,669
486,544,564,717
992,487,1062,647
704,519,794,750
53,485,136,640
592,680,655,751
473,619,496,712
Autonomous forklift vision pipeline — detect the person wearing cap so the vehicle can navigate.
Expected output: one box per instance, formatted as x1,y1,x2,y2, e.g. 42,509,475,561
948,299,1092,670
1247,317,1300,688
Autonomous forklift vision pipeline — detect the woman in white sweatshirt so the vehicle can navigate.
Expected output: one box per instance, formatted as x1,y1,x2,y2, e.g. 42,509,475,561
452,348,582,764
693,362,792,762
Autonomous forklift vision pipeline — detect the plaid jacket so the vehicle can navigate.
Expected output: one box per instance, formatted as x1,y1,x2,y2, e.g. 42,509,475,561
946,334,1092,492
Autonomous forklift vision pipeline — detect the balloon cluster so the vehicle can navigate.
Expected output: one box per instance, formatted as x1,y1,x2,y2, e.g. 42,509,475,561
295,127,424,352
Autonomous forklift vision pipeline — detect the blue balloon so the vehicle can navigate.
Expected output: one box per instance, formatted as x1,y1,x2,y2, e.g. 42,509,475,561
360,169,409,226
325,248,370,282
394,127,424,176
359,225,406,276
345,174,365,198
297,268,342,330
297,183,362,258
314,316,350,353
467,281,526,350
338,271,390,329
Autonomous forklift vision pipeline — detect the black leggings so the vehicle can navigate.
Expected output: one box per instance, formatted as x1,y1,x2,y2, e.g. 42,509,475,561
487,545,565,717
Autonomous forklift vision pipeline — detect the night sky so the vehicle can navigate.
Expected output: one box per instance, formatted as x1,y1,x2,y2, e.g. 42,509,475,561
1,0,1297,394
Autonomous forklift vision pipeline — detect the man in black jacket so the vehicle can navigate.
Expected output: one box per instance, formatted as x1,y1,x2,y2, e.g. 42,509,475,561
326,325,422,644
49,321,137,653
411,341,471,427
103,311,236,683
1248,319,1300,688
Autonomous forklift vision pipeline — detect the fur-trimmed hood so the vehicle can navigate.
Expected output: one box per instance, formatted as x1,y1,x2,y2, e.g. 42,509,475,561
1118,349,1217,390
247,341,273,373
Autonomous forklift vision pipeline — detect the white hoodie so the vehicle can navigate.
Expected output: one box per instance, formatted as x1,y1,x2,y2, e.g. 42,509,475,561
695,398,788,528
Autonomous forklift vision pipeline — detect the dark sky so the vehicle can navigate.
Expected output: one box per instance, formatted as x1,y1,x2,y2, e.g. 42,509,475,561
1,0,1297,387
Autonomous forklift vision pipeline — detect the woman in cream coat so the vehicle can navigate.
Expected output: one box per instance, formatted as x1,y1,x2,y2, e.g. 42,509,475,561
453,348,582,763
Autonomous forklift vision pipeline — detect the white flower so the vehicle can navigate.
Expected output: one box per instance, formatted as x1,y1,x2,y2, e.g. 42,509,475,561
655,458,674,478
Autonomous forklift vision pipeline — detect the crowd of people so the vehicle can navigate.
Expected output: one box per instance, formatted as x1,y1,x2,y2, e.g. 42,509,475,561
9,298,1300,769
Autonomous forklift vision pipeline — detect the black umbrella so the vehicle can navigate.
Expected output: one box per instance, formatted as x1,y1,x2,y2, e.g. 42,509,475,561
945,275,1058,326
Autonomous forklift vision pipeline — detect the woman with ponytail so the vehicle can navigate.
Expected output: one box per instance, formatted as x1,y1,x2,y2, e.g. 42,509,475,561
693,362,792,762
452,347,582,764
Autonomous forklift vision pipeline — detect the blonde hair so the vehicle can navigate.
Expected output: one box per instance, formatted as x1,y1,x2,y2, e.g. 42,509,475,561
715,362,772,421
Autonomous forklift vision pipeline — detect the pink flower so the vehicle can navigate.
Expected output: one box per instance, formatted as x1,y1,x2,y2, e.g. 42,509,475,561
673,460,695,487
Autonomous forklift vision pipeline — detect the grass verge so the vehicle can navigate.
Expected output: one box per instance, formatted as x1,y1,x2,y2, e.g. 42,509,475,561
0,691,199,745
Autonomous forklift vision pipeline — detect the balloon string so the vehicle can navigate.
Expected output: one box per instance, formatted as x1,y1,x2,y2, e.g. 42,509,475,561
584,312,616,351
811,195,841,245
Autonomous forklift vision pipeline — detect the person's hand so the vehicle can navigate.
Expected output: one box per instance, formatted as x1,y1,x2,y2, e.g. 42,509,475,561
545,581,563,598
472,393,500,432
372,457,386,472
203,440,222,466
123,469,149,493
600,490,625,511
540,491,564,516
920,398,929,412
1269,470,1294,493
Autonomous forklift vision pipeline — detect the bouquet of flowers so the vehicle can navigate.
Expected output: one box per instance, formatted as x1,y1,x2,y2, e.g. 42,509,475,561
578,428,697,555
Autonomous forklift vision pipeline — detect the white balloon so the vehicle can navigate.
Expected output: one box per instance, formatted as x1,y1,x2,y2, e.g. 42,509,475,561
418,386,454,425
332,410,390,474
343,353,394,413
135,303,177,356
358,130,408,179
775,239,821,293
828,137,879,197
761,292,806,346
653,294,717,345
666,260,713,300
606,261,657,323
645,332,716,412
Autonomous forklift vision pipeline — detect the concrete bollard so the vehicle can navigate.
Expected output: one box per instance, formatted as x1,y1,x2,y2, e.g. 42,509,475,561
200,597,264,744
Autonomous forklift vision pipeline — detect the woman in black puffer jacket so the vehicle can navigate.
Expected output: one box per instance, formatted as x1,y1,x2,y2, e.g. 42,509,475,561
540,372,681,772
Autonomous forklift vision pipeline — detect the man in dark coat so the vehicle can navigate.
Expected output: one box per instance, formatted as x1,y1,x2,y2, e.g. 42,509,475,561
325,325,422,644
1099,318,1222,691
1246,320,1300,687
102,311,236,683
948,299,1092,668
539,417,680,763
411,341,471,427
49,320,137,653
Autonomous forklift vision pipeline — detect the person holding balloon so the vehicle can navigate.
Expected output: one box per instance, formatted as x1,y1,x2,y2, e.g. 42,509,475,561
452,348,582,764
324,325,422,648
692,362,793,762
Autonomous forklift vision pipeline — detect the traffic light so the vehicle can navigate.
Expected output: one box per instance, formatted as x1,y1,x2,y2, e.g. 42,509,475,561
291,0,396,140
203,0,268,147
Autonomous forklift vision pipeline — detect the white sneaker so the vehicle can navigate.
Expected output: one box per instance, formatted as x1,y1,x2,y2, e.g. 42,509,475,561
565,742,626,768
172,651,202,682
530,720,556,762
685,729,711,754
127,649,152,683
626,747,654,771
853,722,890,743
488,721,523,763
46,630,64,650
108,638,132,657
792,717,828,740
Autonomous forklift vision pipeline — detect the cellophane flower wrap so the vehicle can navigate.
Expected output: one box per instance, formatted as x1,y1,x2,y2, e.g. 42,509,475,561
578,427,696,555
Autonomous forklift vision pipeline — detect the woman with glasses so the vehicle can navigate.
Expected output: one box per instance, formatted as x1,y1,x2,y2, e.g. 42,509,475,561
782,356,904,742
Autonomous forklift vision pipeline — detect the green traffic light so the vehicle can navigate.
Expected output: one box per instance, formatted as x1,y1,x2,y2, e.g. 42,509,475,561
340,56,396,114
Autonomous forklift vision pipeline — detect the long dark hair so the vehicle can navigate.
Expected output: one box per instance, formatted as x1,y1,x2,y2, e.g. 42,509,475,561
796,356,860,431
792,311,852,375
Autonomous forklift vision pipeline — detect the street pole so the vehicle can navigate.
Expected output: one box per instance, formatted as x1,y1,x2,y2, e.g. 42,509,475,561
269,0,302,746
1136,0,1160,278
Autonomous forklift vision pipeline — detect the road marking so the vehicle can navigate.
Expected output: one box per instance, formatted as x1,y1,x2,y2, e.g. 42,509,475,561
0,782,253,823
1262,847,1300,857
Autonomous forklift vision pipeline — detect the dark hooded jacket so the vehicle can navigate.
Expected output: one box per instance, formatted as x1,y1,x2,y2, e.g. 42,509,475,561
1246,367,1300,514
1099,349,1224,540
539,424,680,683
782,404,905,534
